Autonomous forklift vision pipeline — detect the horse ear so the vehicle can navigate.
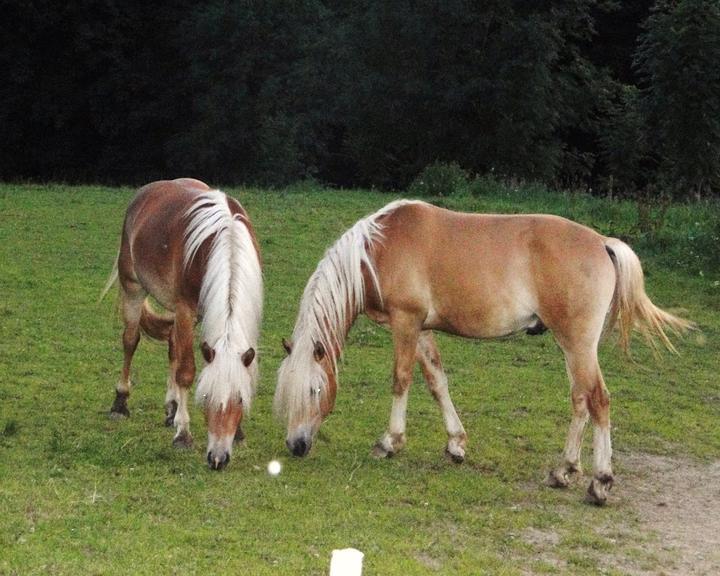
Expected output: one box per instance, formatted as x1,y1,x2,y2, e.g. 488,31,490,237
241,347,255,367
313,341,325,362
282,338,292,355
201,342,215,364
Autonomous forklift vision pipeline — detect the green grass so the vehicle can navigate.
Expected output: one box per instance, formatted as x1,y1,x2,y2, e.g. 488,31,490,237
0,183,718,575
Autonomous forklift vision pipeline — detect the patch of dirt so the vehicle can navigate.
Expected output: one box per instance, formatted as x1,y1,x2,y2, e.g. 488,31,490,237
518,452,720,575
414,551,443,571
522,527,561,548
613,452,720,576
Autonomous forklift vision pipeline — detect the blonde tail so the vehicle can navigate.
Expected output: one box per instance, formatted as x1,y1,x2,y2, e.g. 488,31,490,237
139,301,174,341
604,238,694,354
99,252,119,302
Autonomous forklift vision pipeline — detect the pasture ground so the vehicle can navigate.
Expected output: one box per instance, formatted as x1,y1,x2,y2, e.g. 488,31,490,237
0,183,718,575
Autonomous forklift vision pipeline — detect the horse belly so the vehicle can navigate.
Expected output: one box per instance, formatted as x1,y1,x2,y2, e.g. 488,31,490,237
135,267,177,311
424,288,538,339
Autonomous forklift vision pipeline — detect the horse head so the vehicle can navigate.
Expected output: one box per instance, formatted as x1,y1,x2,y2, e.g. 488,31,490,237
276,337,337,457
199,341,256,470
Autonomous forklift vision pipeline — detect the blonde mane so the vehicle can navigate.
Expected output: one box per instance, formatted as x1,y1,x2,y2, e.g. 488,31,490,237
274,199,420,423
184,190,263,411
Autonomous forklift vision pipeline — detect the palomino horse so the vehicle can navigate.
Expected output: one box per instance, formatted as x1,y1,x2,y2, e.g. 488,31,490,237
275,200,691,504
103,178,263,470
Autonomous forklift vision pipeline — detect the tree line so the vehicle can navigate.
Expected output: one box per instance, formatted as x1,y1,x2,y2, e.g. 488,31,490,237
1,0,719,198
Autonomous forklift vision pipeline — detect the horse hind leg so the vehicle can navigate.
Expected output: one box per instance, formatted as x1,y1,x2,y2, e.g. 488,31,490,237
416,331,467,463
547,379,589,488
585,368,613,506
110,283,146,419
549,348,614,506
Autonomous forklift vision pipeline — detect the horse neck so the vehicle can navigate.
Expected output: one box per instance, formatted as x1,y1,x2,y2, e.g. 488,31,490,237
200,249,260,352
186,194,262,352
327,302,360,363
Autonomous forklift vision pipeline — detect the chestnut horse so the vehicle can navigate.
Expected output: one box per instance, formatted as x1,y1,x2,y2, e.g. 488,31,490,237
275,200,691,504
103,178,263,470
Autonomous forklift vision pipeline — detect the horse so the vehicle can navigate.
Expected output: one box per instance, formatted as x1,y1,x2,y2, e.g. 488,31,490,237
102,178,263,470
274,199,692,504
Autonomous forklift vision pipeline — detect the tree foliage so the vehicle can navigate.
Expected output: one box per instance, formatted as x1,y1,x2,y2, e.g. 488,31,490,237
635,0,720,198
0,0,717,196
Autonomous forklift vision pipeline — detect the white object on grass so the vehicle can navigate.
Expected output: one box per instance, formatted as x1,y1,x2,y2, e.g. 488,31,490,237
330,548,364,576
267,460,282,476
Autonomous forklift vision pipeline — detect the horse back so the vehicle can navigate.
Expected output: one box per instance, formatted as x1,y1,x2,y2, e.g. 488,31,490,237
368,202,615,339
118,179,215,310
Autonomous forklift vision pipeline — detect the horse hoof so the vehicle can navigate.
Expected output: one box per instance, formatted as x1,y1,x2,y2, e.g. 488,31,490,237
585,474,614,506
546,469,570,488
109,407,130,420
445,447,465,464
371,443,394,459
110,391,130,419
164,400,178,427
172,431,193,449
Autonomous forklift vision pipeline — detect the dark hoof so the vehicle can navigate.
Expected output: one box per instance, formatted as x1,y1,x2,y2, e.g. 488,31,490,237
546,463,581,489
110,391,130,418
445,447,465,464
371,443,394,459
164,400,178,427
172,431,193,449
585,474,614,506
233,426,245,444
546,469,571,489
109,408,129,420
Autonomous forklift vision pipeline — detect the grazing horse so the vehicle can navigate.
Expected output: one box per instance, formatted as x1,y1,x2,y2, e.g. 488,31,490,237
103,178,263,470
275,200,692,504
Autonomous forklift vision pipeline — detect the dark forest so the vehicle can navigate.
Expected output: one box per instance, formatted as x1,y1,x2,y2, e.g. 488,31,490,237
2,1,719,198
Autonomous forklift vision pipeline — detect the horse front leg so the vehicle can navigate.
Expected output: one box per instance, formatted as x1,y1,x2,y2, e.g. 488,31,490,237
372,313,420,458
170,303,195,448
416,331,467,463
164,329,179,427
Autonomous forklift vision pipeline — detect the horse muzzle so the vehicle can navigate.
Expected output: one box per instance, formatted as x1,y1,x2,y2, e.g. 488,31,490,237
207,450,230,470
287,436,312,457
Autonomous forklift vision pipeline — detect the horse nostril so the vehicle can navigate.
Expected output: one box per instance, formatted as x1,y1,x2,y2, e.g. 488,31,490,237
291,438,309,457
207,451,230,471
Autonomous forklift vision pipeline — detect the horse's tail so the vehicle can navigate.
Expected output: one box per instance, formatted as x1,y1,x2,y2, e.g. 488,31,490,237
99,252,119,302
604,237,694,353
139,301,174,342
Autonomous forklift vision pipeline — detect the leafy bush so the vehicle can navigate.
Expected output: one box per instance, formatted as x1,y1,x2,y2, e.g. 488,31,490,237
686,214,720,273
408,162,471,197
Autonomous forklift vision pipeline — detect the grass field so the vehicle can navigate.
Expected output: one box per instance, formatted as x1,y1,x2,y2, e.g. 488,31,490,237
0,183,718,575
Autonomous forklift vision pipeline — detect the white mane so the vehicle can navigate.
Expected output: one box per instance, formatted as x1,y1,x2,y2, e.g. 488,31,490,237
184,190,263,411
274,199,421,423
